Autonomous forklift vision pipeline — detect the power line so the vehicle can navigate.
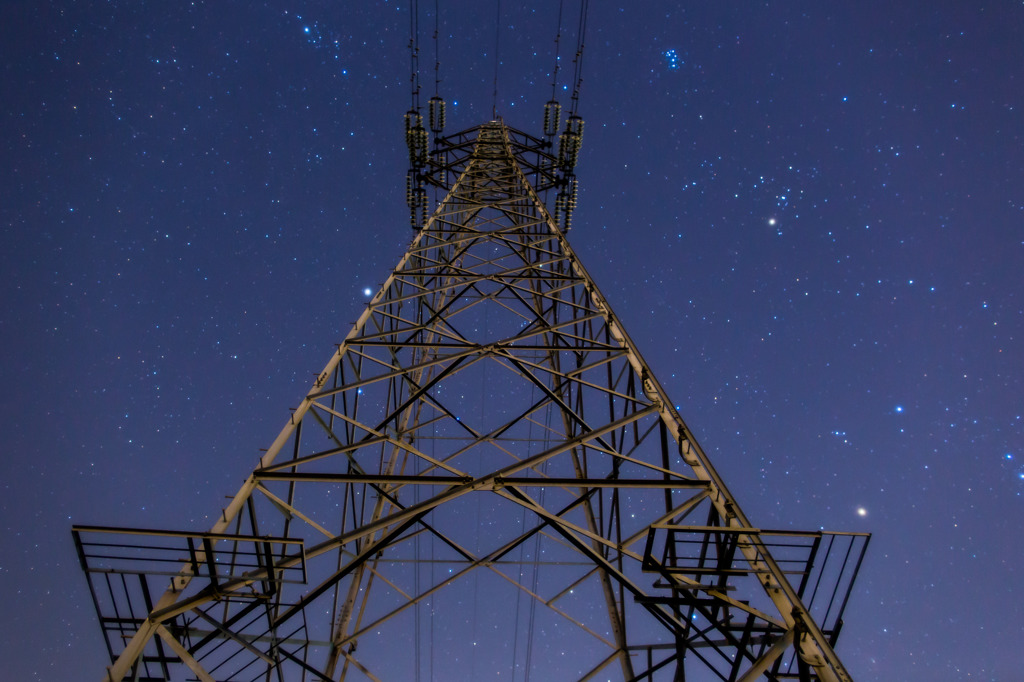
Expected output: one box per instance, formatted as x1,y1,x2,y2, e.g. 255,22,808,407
433,0,442,97
492,0,502,118
569,0,589,116
550,0,564,101
409,0,422,111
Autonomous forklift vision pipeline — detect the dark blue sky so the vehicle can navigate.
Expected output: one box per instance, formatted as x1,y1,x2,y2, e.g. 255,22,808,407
2,1,1022,679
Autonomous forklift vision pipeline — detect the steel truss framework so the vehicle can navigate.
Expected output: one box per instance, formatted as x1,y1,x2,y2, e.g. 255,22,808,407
75,121,868,682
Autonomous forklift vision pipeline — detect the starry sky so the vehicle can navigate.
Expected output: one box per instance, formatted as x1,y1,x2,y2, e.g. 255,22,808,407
2,1,1022,679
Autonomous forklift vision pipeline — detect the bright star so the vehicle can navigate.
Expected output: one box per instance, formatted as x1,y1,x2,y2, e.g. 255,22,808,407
857,507,868,517
363,287,373,297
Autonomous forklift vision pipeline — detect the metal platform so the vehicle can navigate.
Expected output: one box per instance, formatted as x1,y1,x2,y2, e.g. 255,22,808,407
640,519,870,680
73,526,307,681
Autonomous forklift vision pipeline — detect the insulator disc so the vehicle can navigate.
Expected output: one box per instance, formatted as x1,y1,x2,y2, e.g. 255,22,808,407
411,126,428,167
554,192,566,225
406,171,418,206
411,187,428,230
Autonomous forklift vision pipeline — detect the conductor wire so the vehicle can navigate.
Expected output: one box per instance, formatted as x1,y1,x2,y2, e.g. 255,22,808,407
409,0,422,111
492,0,501,118
433,0,441,97
569,0,589,115
550,0,564,100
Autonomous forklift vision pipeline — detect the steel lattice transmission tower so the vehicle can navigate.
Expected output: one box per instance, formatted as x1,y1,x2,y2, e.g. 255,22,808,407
75,117,868,682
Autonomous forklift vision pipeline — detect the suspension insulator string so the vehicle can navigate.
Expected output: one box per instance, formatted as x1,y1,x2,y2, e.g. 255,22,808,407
565,175,578,231
405,110,427,167
413,123,428,166
416,187,428,229
406,169,416,207
428,95,446,136
557,115,583,173
543,100,561,138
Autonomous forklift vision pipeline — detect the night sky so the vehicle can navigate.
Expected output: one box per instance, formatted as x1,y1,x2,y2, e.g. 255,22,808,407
3,1,1022,679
